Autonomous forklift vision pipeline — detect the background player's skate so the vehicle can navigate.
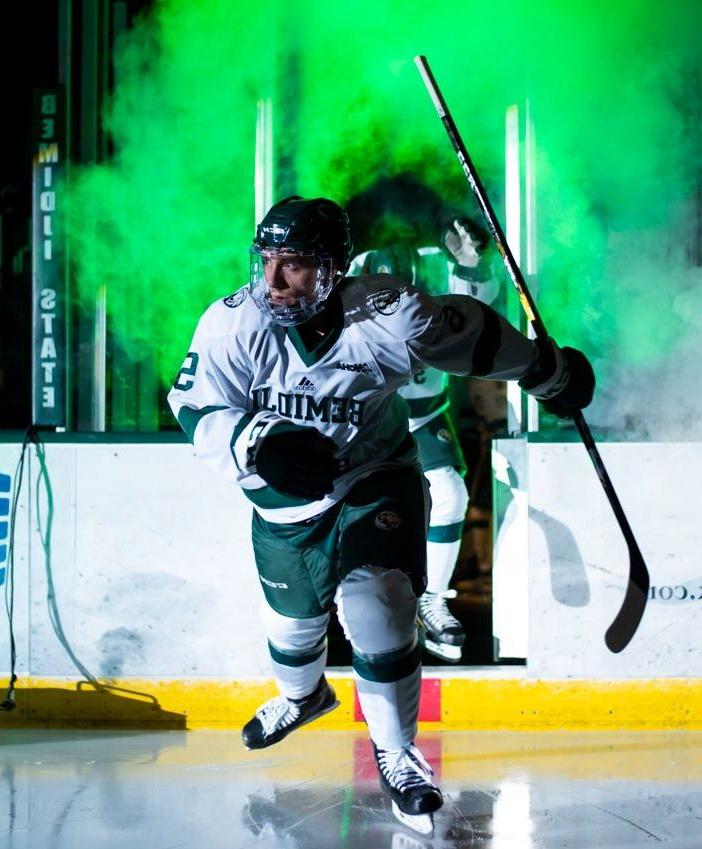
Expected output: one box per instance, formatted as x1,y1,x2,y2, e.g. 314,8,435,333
417,590,465,662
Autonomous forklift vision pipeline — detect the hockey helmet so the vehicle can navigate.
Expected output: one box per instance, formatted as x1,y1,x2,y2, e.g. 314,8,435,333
249,196,353,325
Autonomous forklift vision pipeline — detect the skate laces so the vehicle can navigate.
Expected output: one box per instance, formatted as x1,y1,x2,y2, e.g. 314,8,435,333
376,744,435,793
256,696,301,735
419,590,460,629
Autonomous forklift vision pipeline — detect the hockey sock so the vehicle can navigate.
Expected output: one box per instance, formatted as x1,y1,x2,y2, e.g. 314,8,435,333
268,636,328,700
353,647,422,750
425,536,463,593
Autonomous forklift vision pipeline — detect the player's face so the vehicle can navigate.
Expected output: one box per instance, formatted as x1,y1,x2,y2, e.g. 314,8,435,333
262,251,319,305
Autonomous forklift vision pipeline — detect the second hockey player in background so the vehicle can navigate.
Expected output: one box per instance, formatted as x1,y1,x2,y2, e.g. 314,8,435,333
349,214,501,662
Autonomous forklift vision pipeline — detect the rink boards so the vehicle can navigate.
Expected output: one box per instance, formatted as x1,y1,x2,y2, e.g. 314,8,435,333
4,673,702,730
0,434,701,729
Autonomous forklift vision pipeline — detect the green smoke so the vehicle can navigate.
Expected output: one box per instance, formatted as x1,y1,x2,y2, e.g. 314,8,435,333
65,0,702,435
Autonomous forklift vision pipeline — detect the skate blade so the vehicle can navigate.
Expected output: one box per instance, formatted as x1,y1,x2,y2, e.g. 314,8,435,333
391,801,434,835
421,637,462,662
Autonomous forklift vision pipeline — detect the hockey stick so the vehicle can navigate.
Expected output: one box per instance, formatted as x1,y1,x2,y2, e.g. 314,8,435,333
414,55,650,653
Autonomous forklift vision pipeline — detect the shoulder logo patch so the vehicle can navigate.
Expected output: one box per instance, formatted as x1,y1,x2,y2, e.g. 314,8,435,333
370,288,401,316
223,289,247,308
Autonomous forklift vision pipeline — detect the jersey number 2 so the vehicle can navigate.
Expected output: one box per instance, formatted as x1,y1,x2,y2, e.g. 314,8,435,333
174,352,199,391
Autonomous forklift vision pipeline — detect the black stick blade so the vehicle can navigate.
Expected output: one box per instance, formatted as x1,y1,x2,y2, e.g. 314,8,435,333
604,546,650,653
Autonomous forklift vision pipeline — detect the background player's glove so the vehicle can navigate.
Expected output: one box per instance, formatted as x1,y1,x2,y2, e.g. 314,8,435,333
519,338,595,418
255,423,342,500
441,217,494,282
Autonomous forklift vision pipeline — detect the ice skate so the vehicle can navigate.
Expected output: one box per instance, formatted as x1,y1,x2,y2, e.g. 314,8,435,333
417,590,465,662
373,743,443,835
241,675,339,750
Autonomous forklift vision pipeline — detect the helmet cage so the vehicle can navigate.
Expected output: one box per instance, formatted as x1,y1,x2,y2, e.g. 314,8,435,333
248,246,337,326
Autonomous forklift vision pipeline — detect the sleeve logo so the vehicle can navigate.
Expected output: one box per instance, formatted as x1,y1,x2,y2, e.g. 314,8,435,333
369,288,401,316
442,304,465,332
223,290,247,308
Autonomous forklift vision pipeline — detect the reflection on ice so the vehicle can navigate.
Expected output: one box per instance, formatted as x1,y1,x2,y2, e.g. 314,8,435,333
240,786,482,848
1,729,701,848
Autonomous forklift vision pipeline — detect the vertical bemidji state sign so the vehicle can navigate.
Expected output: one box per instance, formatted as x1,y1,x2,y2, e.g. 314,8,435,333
32,88,66,427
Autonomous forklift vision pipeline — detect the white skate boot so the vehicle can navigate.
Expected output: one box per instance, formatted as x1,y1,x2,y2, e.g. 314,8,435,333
417,590,465,662
373,742,443,835
241,676,339,750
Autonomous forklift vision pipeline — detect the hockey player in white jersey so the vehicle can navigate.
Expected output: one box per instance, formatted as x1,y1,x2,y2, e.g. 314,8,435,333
348,216,501,662
168,196,594,834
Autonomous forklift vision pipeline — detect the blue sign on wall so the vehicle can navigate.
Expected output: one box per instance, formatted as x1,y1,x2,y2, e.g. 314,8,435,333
0,472,10,586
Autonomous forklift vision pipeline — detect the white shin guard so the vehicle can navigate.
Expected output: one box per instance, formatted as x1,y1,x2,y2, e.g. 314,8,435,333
336,566,421,749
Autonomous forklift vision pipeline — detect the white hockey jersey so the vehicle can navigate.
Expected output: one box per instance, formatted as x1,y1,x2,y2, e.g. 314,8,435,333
168,274,535,524
348,248,501,431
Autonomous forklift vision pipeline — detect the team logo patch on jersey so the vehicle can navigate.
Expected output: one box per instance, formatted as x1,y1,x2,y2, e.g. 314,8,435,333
369,288,401,316
437,428,453,444
374,510,402,531
223,290,247,308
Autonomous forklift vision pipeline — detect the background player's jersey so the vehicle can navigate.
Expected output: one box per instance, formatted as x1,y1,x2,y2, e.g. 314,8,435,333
348,248,501,432
168,274,534,524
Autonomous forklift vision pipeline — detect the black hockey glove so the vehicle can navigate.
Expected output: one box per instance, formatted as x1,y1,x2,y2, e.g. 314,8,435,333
255,423,342,500
519,338,595,418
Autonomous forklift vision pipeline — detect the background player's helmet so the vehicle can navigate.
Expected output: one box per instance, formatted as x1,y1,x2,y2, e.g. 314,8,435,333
249,196,353,325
